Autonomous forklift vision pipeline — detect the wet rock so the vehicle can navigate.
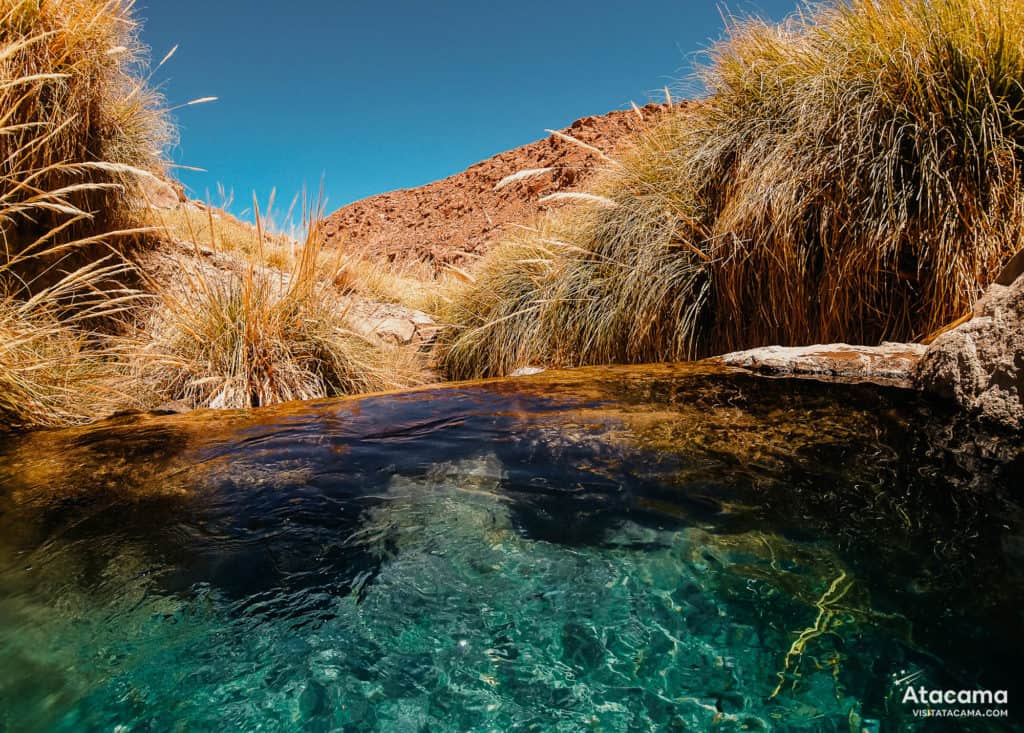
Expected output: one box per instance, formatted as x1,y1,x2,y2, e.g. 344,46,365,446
298,680,327,719
560,620,605,670
716,343,926,388
917,275,1024,430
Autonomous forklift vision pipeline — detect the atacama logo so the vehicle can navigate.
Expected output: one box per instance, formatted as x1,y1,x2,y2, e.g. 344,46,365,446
891,671,1010,721
901,687,1009,706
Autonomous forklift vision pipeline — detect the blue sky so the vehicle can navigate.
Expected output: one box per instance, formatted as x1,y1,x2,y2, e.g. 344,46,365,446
138,1,797,217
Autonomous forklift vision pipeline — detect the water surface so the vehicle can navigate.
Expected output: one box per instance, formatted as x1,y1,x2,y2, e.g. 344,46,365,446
0,364,1020,731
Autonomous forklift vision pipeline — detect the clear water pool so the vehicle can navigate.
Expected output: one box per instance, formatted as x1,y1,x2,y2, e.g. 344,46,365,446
0,364,1020,731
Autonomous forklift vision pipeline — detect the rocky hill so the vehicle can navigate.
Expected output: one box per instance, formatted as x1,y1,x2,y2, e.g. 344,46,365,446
320,104,677,270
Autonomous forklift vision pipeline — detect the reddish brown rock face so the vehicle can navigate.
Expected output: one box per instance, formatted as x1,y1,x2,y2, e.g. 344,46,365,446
319,104,677,270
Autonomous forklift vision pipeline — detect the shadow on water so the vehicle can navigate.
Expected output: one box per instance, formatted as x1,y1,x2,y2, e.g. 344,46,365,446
0,363,1021,731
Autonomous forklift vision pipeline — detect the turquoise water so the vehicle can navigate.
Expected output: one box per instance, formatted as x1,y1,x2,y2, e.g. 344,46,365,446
0,365,1020,731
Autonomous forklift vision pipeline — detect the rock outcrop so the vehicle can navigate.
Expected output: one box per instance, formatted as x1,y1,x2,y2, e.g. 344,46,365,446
917,274,1024,429
716,343,927,388
343,297,438,350
320,104,679,271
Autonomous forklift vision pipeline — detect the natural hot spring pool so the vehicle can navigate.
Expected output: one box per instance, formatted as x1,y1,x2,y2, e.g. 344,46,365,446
0,364,1021,732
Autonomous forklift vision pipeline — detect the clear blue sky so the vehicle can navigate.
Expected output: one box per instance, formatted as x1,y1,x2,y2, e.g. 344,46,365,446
138,1,798,217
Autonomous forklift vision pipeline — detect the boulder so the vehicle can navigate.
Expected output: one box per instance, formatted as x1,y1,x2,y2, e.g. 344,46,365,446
342,295,439,348
917,275,1024,430
717,342,926,388
374,317,417,345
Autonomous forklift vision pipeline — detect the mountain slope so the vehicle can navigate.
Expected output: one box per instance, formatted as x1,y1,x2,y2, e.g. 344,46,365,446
320,104,675,270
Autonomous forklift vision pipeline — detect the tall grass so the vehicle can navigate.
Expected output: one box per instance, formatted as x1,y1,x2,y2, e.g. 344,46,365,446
0,0,170,429
433,232,560,378
436,0,1024,379
135,208,424,410
0,261,140,429
148,185,303,265
332,253,452,313
151,197,449,315
1,0,170,271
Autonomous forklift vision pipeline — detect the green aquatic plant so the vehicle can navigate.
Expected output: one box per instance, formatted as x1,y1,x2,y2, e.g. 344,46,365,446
771,570,855,699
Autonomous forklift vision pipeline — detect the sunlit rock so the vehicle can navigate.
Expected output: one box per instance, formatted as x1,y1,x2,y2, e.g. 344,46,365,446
918,274,1024,429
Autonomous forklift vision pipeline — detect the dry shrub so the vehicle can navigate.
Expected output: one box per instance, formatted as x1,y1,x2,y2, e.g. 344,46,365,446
0,0,170,429
0,0,170,270
135,215,424,410
0,262,141,429
433,234,559,378
436,0,1024,379
332,254,448,313
150,202,299,266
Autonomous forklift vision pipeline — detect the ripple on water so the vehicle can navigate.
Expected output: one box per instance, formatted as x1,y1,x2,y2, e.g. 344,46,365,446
0,364,1020,732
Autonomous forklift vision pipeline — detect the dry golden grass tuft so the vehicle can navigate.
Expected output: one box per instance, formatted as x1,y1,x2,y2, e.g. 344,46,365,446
331,254,453,313
0,0,171,429
0,0,171,268
150,198,448,312
0,0,437,428
433,233,558,378
150,201,300,266
436,0,1024,379
133,209,425,410
0,262,143,430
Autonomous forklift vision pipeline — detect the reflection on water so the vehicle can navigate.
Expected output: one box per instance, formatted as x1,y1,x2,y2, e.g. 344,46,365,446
0,363,1021,731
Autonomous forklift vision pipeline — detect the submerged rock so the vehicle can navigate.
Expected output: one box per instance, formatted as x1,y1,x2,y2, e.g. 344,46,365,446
917,273,1024,430
715,343,926,388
